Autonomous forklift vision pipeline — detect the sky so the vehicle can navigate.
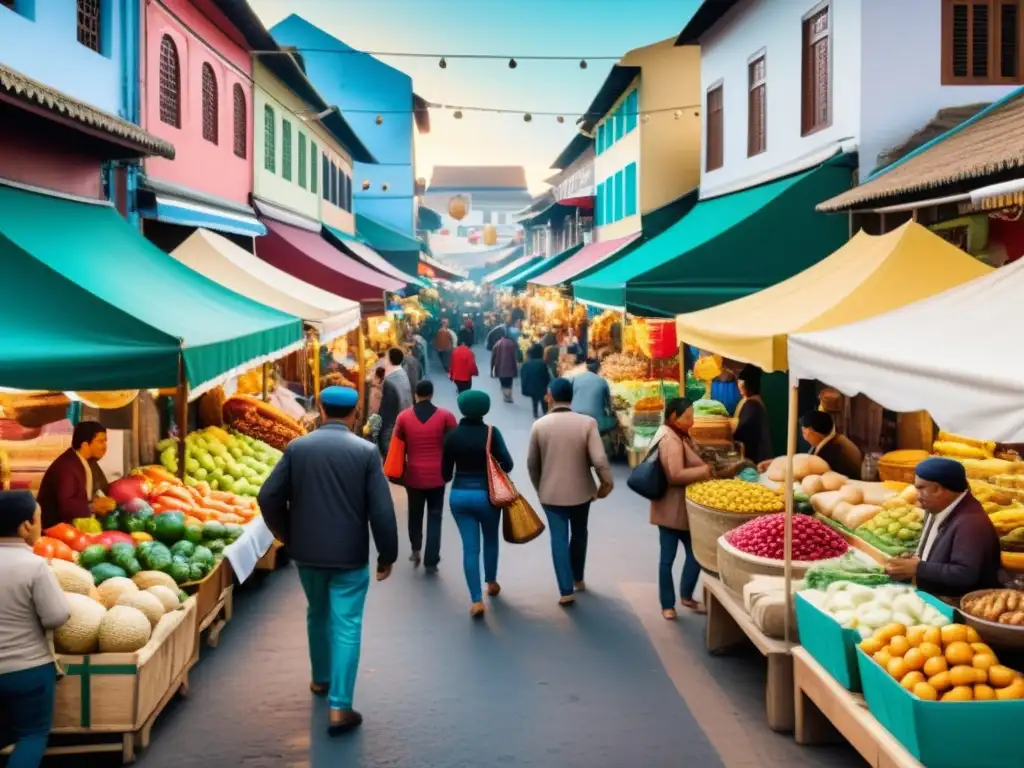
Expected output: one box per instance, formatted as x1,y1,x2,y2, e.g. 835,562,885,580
249,0,701,193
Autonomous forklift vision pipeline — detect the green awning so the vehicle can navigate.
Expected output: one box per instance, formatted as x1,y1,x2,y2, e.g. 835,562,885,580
573,159,852,316
493,256,543,287
356,213,422,253
500,243,584,287
324,225,430,288
0,184,303,394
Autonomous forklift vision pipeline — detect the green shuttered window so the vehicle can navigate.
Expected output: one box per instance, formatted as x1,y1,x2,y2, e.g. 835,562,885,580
625,162,637,217
263,105,275,173
614,170,624,221
282,120,292,181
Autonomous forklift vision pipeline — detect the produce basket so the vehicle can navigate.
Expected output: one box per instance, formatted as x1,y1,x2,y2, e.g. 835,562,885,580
690,415,733,444
795,591,953,692
856,647,1024,767
716,537,819,594
686,500,772,573
878,450,929,484
959,589,1024,650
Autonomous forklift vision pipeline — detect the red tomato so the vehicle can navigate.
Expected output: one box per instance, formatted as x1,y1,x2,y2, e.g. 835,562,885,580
32,537,74,562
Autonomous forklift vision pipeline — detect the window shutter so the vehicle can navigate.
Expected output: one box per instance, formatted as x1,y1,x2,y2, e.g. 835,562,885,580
973,2,991,76
201,64,218,144
310,142,318,194
706,85,724,171
748,56,767,156
604,179,614,224
626,90,638,133
322,156,330,200
77,0,101,52
232,85,246,158
614,170,625,222
595,184,603,226
263,106,275,173
298,134,307,188
801,7,831,135
625,162,638,217
158,36,181,129
282,120,292,181
1001,2,1019,77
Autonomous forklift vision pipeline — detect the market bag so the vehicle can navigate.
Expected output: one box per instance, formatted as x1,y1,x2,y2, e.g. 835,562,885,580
486,426,517,507
627,442,668,500
383,434,406,483
502,495,546,544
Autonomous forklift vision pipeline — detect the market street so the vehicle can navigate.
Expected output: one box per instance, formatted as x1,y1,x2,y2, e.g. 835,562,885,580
90,350,864,768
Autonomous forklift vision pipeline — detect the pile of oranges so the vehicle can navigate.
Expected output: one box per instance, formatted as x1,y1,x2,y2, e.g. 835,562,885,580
859,622,1024,701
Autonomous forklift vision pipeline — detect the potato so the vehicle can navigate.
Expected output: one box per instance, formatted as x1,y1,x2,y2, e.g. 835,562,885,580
900,485,920,505
810,490,844,518
838,485,864,505
831,501,854,526
821,471,848,491
766,454,829,482
801,474,825,495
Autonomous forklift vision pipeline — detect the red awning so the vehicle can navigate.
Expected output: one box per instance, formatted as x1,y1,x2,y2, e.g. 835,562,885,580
254,218,404,304
529,232,641,287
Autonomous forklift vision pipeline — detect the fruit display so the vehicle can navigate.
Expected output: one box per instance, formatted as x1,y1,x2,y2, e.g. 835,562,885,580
855,504,924,556
725,513,849,561
764,454,831,483
962,590,1024,626
156,426,281,495
599,353,650,383
803,583,950,638
859,622,1024,701
687,479,784,514
609,380,680,407
693,399,729,417
804,551,891,590
933,430,996,460
222,394,304,450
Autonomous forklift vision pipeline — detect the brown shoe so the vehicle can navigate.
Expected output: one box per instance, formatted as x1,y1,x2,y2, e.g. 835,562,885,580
574,580,586,592
559,595,576,607
328,708,363,734
680,599,707,615
469,602,486,618
662,608,677,620
486,582,501,597
310,682,328,696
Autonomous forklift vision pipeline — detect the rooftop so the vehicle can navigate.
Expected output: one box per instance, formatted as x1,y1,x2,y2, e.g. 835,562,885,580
428,165,529,191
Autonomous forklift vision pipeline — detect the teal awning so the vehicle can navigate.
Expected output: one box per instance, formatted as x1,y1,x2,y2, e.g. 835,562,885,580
417,205,443,232
499,243,584,287
0,184,303,394
573,158,852,316
323,225,429,288
356,213,422,253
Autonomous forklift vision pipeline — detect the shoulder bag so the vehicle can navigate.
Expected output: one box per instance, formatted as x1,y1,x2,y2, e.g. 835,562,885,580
627,439,669,501
485,426,517,507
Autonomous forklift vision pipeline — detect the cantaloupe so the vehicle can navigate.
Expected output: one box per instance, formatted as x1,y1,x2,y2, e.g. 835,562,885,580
54,593,107,654
98,605,152,653
116,591,165,628
133,571,178,592
50,560,95,595
146,585,181,613
97,577,138,609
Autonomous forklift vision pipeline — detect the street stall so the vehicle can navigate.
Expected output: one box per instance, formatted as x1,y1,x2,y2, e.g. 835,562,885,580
0,182,305,760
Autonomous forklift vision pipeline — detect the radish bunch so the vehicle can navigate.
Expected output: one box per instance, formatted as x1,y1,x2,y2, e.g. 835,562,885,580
726,513,848,561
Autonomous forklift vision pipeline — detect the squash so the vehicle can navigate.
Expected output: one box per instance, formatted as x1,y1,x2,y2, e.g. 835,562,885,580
133,571,179,592
98,605,152,653
766,454,830,483
839,485,864,505
54,593,107,655
49,560,95,595
801,475,825,495
146,585,181,612
810,490,844,518
116,591,166,628
821,472,848,492
97,576,138,609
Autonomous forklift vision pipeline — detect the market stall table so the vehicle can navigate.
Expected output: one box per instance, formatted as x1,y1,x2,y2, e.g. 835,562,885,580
793,647,922,768
703,574,795,731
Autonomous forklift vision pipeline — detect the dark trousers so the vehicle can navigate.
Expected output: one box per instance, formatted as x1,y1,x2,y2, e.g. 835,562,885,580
454,380,472,393
0,662,56,768
531,397,548,418
658,526,701,608
437,349,452,372
542,502,591,596
407,487,444,567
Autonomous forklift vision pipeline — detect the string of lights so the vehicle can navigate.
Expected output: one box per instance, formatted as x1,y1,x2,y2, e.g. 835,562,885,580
254,50,619,66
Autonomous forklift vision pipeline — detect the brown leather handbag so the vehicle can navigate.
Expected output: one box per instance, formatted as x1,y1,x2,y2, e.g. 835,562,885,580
486,426,517,508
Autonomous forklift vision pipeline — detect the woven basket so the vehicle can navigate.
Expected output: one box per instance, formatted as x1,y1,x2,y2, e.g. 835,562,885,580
878,449,929,484
717,537,818,594
686,499,771,573
691,416,733,444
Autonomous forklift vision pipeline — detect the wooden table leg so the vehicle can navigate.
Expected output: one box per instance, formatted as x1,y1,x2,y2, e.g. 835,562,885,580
705,582,747,654
765,652,795,732
795,684,840,745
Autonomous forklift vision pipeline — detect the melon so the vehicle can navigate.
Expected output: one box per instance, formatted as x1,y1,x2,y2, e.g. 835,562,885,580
146,585,181,613
97,576,138,609
50,560,95,595
116,591,165,628
98,605,152,653
54,593,107,654
132,571,178,592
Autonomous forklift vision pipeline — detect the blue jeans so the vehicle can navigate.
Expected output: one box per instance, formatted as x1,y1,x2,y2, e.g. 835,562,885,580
543,503,591,596
297,566,370,711
0,662,56,768
449,485,500,603
659,527,701,609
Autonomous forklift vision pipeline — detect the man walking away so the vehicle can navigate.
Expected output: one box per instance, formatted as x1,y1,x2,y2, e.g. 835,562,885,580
378,348,414,458
519,343,550,419
402,343,422,391
393,380,457,571
490,330,519,404
258,386,398,734
527,378,613,605
449,337,479,393
458,319,475,348
571,359,617,435
434,318,454,372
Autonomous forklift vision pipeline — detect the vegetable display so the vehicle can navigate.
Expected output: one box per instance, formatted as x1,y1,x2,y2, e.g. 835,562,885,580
859,622,1024,701
686,479,784,514
221,394,304,451
156,426,281,497
855,505,924,555
725,513,848,561
764,454,831,483
804,552,891,590
693,399,729,417
962,590,1024,626
802,582,949,639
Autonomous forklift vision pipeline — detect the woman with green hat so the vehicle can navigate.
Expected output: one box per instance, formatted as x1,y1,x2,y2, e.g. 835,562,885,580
441,390,514,618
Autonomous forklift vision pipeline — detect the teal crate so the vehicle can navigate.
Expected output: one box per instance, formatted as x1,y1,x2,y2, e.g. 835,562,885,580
856,648,1024,767
795,590,954,693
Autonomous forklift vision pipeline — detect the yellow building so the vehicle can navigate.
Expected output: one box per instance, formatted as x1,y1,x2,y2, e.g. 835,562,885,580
591,38,701,241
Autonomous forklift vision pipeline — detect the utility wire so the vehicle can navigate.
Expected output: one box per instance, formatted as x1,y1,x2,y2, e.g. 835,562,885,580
254,50,622,60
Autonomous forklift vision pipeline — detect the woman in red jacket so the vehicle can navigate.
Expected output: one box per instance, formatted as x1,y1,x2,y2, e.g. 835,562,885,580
449,338,478,393
393,380,457,570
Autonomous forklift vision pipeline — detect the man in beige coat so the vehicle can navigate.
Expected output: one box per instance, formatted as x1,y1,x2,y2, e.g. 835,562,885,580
527,378,613,605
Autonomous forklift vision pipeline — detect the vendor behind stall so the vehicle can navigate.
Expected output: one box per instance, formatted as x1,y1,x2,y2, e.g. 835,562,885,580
37,421,116,528
885,457,1001,598
800,410,862,479
731,365,773,464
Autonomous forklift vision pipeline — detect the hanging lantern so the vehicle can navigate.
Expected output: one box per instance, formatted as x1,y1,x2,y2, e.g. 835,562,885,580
72,390,140,410
482,223,498,246
448,195,469,221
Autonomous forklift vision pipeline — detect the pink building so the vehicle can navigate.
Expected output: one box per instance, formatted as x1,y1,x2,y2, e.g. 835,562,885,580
139,0,264,249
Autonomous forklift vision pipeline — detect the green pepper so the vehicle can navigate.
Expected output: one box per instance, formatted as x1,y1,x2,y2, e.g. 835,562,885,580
101,511,122,532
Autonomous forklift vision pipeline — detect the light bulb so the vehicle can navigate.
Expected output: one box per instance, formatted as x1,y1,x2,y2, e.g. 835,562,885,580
508,58,517,69
579,59,588,69
375,115,383,126
362,180,371,190
557,115,564,124
454,110,463,119
524,113,532,122
439,57,447,69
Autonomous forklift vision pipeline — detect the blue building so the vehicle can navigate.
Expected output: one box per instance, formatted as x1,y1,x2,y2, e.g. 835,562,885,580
270,14,427,273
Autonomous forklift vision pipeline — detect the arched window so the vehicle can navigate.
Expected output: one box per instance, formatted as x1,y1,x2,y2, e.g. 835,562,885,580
201,63,218,144
263,105,276,172
232,84,246,158
77,0,101,52
158,35,181,128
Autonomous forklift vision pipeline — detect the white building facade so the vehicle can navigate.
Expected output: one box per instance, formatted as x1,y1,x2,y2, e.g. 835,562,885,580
684,0,1019,199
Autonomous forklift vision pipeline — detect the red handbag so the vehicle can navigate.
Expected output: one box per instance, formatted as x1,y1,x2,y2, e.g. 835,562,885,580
486,426,517,508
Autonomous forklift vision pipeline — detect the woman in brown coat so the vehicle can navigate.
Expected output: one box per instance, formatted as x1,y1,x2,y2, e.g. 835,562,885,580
650,398,712,619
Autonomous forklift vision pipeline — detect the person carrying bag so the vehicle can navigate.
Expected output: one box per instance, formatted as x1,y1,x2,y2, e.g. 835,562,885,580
486,427,545,544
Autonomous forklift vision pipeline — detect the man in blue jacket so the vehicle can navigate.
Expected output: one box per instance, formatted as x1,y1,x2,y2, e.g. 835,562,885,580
258,386,398,734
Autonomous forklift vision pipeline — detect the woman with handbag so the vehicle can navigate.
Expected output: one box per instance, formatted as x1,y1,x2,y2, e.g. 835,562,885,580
650,398,712,620
442,390,514,618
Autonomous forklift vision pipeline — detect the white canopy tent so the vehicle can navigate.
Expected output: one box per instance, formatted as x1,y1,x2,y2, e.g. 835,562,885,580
171,229,360,343
789,253,1024,442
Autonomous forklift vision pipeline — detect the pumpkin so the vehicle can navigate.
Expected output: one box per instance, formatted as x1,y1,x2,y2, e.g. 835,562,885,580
116,591,166,628
97,576,138,609
49,560,95,595
54,593,107,654
98,605,152,653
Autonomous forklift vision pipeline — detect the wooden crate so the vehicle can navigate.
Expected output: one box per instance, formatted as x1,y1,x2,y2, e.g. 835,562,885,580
255,538,285,571
181,559,234,651
47,596,198,762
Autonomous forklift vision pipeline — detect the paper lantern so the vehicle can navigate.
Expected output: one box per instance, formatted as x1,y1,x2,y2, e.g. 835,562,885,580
73,391,140,410
483,223,497,246
448,195,469,221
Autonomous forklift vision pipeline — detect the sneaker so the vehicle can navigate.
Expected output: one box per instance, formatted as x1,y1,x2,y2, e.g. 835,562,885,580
574,580,586,592
328,708,363,735
559,595,576,607
409,551,421,567
469,602,486,618
425,564,438,574
662,608,677,621
486,582,501,597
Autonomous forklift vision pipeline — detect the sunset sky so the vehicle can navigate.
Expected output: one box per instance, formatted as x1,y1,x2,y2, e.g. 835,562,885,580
249,0,700,193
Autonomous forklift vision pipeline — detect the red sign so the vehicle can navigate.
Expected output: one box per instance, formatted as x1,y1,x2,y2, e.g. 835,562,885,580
647,319,678,360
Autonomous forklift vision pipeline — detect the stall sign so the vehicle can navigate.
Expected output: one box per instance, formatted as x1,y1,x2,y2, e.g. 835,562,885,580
647,319,678,360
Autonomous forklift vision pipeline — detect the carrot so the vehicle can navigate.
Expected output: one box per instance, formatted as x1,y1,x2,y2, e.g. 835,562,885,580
157,485,194,503
152,495,195,513
201,498,235,515
218,512,245,524
188,509,212,522
208,490,239,504
194,481,212,497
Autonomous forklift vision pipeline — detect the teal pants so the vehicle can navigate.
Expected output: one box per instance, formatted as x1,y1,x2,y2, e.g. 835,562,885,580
297,565,370,711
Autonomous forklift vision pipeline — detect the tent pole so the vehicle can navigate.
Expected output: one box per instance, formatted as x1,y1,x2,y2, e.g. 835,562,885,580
357,322,367,422
261,362,270,402
783,383,799,644
312,333,322,408
175,356,188,482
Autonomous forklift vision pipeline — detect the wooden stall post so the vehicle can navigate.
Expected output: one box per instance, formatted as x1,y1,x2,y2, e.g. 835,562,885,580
261,362,270,402
678,342,685,383
312,335,322,408
783,383,800,643
357,322,367,419
175,356,188,482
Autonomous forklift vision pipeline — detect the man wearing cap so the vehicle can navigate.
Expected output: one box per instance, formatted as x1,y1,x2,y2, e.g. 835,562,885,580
258,386,398,734
885,457,1001,598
